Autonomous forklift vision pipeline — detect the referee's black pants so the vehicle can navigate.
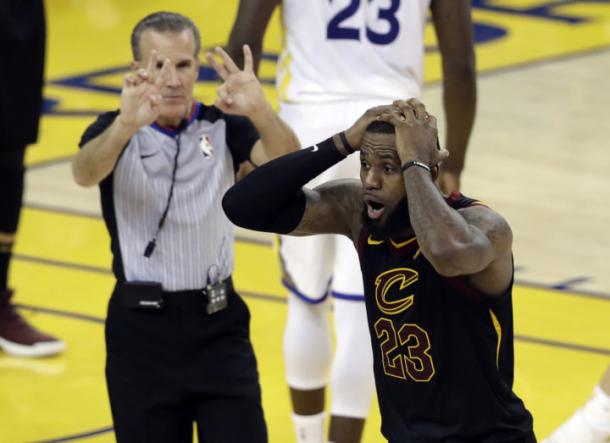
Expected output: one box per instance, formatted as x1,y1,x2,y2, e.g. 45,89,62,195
105,282,267,443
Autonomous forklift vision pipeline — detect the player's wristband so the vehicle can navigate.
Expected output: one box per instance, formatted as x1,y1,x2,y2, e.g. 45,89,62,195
401,160,431,173
337,131,356,156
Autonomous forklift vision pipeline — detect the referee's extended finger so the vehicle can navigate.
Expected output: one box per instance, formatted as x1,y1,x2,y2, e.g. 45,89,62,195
145,49,157,75
206,52,228,81
155,58,170,87
214,46,239,73
242,44,253,73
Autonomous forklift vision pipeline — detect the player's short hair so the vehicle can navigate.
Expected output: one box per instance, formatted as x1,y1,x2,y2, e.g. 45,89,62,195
131,11,201,60
365,120,395,134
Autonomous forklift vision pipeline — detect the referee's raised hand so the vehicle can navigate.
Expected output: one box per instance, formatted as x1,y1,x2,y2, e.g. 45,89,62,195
118,49,170,131
206,45,267,118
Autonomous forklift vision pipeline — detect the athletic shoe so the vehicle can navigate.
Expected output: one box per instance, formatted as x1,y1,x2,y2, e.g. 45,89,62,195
0,289,65,357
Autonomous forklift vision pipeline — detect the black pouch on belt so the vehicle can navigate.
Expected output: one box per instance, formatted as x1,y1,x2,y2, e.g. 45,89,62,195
119,281,164,310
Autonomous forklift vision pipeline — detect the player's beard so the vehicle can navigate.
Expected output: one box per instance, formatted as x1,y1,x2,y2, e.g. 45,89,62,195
361,198,412,240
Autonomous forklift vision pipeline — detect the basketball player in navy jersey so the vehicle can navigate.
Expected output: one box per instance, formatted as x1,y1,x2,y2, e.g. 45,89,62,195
226,2,475,440
222,98,536,442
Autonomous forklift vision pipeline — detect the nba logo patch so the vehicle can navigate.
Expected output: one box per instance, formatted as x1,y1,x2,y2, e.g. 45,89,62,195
199,135,214,159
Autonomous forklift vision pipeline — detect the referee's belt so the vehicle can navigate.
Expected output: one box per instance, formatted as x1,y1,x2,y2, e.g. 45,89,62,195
161,276,234,297
116,276,234,311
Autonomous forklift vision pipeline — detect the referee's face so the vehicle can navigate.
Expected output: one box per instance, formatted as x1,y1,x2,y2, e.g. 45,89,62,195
137,29,200,127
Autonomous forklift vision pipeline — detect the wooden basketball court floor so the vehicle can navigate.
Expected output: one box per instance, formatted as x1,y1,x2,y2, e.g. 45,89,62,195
2,1,610,442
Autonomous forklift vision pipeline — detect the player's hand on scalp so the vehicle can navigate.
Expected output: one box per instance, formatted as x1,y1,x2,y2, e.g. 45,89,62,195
343,105,396,150
206,45,265,116
378,98,449,168
119,50,169,131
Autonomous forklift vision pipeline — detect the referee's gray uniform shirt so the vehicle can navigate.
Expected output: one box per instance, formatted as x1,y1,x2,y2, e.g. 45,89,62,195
79,102,259,291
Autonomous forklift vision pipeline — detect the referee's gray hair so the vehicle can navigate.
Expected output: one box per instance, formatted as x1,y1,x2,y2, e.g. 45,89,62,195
131,11,201,60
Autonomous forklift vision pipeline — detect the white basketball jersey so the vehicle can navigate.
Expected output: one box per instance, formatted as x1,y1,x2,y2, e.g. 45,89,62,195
277,0,431,103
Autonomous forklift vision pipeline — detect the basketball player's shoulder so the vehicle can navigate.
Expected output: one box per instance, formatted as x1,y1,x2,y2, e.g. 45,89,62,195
314,178,362,218
316,178,362,203
445,191,488,210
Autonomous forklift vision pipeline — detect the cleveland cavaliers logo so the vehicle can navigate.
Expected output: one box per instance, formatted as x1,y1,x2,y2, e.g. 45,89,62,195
374,268,418,315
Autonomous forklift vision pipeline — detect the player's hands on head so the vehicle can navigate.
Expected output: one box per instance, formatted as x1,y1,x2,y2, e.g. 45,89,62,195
377,98,449,168
206,45,265,116
119,49,170,131
343,104,397,150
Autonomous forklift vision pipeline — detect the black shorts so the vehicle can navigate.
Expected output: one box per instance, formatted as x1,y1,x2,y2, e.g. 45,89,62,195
105,281,267,443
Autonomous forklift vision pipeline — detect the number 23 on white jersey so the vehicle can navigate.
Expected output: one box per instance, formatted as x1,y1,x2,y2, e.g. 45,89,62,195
278,0,431,103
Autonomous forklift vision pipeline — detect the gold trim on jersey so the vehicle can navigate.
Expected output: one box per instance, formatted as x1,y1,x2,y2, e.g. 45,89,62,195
489,309,502,367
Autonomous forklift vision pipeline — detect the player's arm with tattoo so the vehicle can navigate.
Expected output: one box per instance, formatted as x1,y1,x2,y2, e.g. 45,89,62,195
379,99,512,296
295,180,362,238
222,135,360,238
222,107,388,239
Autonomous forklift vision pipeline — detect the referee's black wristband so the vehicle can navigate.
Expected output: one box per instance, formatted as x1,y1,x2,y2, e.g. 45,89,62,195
401,160,431,173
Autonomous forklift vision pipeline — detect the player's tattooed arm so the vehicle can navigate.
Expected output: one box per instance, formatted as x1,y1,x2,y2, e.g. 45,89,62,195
222,138,355,236
292,179,363,238
377,99,512,295
457,205,513,295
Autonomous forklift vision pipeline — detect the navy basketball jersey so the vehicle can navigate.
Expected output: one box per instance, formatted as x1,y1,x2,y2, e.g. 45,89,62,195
357,192,536,442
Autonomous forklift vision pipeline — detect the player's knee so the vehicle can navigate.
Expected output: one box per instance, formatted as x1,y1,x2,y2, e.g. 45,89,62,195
286,293,331,325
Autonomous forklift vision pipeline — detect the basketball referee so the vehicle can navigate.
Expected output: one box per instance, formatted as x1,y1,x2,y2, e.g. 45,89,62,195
72,12,299,443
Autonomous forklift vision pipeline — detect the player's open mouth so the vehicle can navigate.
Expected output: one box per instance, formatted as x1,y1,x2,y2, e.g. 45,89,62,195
365,199,385,220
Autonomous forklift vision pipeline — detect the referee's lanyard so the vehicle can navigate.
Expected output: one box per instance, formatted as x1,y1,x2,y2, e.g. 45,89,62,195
143,120,187,258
